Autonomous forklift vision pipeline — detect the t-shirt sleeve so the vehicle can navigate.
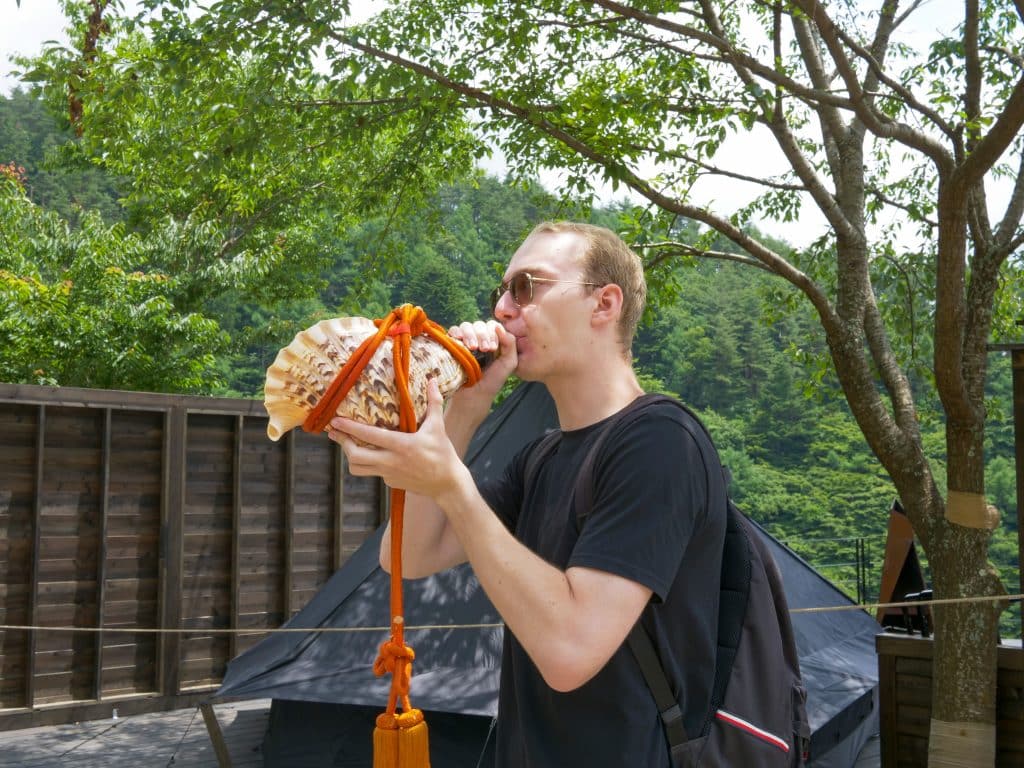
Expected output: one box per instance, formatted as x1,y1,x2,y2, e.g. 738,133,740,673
567,408,709,601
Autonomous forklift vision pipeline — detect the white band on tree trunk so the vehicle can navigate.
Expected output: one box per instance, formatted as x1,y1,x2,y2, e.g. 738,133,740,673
945,490,1000,530
928,718,995,766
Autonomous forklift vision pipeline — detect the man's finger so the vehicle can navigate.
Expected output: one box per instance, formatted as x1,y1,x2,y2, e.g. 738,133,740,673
329,415,402,450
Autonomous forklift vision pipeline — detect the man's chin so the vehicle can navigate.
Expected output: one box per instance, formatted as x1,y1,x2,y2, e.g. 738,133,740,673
510,354,538,382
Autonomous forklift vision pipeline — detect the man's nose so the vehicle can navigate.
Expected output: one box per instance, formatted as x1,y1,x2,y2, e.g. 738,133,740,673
492,289,517,321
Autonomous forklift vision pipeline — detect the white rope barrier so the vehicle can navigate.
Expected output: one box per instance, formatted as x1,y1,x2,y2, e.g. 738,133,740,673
0,594,1019,635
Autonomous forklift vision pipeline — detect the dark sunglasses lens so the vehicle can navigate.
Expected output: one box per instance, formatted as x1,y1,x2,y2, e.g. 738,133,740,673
489,286,502,312
511,273,532,305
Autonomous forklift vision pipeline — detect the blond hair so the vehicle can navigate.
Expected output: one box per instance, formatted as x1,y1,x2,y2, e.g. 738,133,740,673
529,221,647,353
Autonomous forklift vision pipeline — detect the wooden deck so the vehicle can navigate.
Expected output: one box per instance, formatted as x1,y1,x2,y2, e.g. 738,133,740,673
0,698,883,767
0,699,269,767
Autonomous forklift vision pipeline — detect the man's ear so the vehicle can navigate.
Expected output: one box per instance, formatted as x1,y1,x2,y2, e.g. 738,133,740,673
591,283,623,329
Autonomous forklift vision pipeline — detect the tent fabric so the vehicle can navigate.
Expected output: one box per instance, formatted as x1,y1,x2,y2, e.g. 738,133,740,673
215,382,879,767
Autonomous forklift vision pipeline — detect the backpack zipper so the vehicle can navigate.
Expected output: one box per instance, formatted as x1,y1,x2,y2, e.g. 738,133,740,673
715,709,790,753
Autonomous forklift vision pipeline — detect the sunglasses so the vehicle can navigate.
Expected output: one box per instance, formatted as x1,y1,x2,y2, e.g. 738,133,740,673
490,271,601,313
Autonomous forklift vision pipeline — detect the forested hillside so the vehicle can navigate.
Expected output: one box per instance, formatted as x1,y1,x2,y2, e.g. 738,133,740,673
1,91,1018,632
0,90,122,223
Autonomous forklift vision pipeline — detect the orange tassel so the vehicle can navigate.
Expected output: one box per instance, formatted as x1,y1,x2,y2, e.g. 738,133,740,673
373,710,430,768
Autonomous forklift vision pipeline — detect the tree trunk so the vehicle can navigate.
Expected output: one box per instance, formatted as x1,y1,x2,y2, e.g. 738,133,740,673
922,412,1005,766
926,519,1002,766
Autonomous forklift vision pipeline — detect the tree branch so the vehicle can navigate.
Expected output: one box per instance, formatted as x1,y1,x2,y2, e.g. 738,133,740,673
620,143,807,191
867,186,938,229
863,289,920,440
789,0,953,168
214,180,327,260
831,0,952,141
69,0,112,136
585,1,855,110
957,77,1024,188
689,0,862,244
635,241,776,272
282,97,410,109
790,14,846,176
334,12,844,332
982,44,1024,69
966,182,993,256
335,32,831,296
964,0,983,151
995,149,1024,249
964,241,1006,404
892,0,931,28
1009,229,1024,253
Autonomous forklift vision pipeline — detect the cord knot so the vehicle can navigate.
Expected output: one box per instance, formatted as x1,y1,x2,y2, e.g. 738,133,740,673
374,638,416,697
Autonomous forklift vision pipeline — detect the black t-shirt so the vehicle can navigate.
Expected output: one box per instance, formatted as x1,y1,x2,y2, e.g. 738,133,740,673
478,400,727,767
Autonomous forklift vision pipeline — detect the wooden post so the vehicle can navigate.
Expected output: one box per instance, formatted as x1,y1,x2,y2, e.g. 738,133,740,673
27,405,45,708
876,634,898,768
159,406,186,696
283,430,295,621
230,416,243,659
987,331,1024,642
93,408,112,701
987,331,1019,643
1012,343,1024,643
379,479,391,526
200,702,234,767
332,442,346,572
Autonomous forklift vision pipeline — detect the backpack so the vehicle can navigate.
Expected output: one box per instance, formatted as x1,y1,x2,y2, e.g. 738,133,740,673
523,394,811,767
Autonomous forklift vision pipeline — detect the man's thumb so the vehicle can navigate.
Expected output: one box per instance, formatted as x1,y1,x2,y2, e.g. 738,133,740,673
426,376,443,412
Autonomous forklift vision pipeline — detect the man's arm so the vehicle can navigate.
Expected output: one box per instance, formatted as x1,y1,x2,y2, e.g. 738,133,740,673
334,380,653,693
373,394,487,578
433,458,654,692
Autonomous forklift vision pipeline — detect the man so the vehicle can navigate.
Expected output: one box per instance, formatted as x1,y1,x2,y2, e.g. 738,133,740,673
329,222,726,766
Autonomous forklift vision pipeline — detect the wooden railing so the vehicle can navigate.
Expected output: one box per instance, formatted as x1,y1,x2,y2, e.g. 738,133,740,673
876,632,1024,766
0,383,383,729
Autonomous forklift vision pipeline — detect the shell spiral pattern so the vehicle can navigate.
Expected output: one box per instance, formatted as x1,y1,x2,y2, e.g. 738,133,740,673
263,316,468,441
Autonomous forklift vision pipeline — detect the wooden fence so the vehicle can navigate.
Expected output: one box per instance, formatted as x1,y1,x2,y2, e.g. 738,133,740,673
877,632,1024,766
0,383,384,729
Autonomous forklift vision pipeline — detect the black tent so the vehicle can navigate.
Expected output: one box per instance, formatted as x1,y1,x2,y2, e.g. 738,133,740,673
214,383,880,767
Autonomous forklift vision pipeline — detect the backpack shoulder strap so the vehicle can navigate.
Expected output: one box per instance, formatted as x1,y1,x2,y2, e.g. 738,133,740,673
522,393,679,508
627,620,691,755
572,393,685,522
522,428,562,497
569,395,712,755
566,394,746,762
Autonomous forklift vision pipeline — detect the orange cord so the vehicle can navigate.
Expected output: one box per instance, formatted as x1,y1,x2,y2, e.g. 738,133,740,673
301,305,482,719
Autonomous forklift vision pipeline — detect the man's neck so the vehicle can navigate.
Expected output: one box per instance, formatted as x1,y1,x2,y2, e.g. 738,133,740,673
546,362,645,432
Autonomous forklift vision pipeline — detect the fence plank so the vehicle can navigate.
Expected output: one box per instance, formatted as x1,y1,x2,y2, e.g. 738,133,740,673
283,431,295,620
28,405,44,708
231,415,243,661
333,444,345,572
160,407,186,697
94,409,111,701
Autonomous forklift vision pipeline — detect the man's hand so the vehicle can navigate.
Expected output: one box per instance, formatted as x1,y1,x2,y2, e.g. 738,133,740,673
328,378,470,503
448,320,518,406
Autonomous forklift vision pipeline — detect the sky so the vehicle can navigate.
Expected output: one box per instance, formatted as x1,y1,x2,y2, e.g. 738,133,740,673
0,0,986,250
1,0,71,94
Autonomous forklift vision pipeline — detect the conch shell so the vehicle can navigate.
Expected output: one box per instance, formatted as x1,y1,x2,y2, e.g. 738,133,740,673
263,316,468,441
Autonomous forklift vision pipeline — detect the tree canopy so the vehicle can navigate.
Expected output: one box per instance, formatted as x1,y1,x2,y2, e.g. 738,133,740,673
0,163,225,391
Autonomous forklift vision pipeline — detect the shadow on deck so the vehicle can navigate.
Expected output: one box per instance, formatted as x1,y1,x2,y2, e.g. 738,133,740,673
0,699,269,767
